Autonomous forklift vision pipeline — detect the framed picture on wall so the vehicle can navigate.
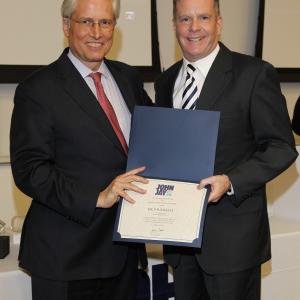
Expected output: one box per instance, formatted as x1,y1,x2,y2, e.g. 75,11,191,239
0,0,161,83
255,0,300,82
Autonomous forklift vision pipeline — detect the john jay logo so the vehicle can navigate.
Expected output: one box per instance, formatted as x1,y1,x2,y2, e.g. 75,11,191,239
155,184,174,196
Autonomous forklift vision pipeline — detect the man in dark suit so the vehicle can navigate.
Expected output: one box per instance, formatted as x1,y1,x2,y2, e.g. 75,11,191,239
10,0,151,299
155,0,298,299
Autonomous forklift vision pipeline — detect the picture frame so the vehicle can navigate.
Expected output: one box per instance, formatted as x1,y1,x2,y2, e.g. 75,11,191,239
0,0,161,83
255,0,300,82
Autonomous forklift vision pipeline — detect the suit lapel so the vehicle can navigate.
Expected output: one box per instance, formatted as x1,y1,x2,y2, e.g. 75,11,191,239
159,61,182,108
55,51,124,154
105,59,136,114
196,43,232,110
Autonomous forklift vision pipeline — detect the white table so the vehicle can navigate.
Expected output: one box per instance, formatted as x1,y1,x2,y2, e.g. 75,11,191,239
1,220,300,300
0,243,173,300
0,243,31,300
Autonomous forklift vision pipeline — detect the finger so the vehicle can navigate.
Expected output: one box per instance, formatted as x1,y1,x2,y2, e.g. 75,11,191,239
114,181,146,195
197,177,212,189
125,182,147,194
119,190,136,204
115,168,147,183
208,197,219,203
197,182,206,190
116,175,149,187
125,166,146,176
128,175,149,184
208,192,219,203
117,179,148,199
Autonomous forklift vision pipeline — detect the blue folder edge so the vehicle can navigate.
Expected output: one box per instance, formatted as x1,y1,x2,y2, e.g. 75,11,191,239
113,185,211,248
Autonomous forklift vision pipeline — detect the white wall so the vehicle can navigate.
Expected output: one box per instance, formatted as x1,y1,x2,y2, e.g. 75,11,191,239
1,0,300,226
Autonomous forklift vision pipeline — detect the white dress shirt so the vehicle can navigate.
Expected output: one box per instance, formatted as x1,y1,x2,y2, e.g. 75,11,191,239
173,44,220,109
67,50,131,144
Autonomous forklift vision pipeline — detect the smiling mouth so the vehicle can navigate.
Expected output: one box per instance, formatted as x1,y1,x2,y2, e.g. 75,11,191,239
187,37,204,42
87,42,103,48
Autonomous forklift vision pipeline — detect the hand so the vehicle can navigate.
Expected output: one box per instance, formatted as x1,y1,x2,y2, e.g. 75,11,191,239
97,166,148,208
198,174,231,203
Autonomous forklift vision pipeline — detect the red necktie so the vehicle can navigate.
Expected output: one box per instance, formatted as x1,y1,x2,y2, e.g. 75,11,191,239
90,72,128,154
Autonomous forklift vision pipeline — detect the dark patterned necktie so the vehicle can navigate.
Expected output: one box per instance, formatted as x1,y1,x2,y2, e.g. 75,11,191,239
181,64,201,110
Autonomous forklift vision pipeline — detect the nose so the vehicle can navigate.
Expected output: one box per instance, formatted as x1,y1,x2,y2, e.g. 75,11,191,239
90,23,102,39
190,18,202,32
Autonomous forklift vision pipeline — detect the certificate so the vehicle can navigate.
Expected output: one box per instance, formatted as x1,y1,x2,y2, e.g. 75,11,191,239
114,178,209,248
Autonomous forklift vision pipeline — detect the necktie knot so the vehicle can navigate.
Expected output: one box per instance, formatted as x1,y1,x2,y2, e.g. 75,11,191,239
187,63,196,73
186,64,196,78
90,72,102,84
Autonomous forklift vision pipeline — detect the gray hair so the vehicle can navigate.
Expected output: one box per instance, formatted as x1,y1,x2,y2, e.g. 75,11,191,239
61,0,120,19
173,0,220,19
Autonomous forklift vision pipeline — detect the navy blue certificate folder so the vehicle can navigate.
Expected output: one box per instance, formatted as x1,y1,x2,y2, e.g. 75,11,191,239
114,106,220,248
127,106,220,182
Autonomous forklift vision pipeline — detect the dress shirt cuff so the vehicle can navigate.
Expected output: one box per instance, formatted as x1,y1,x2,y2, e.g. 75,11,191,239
227,183,235,196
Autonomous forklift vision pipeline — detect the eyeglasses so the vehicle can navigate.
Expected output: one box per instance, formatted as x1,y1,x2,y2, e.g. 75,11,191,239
69,18,116,30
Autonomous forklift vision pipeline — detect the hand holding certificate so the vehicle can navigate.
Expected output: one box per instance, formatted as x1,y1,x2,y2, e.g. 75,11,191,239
114,106,220,248
97,166,148,208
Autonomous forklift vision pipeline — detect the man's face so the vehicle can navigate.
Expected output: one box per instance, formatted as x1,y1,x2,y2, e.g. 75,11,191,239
63,0,115,70
174,0,222,62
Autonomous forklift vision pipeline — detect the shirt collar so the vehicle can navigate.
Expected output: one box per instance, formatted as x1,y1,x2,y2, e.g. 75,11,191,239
183,43,220,78
67,49,109,79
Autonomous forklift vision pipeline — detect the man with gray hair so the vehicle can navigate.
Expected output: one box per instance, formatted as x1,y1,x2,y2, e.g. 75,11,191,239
10,0,151,299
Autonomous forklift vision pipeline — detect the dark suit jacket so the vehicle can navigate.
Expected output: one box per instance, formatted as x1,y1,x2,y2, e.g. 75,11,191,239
292,96,300,135
10,49,152,280
155,43,298,274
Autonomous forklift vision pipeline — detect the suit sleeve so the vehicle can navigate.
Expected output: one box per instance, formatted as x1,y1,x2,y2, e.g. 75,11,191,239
227,63,298,206
10,84,98,226
292,96,300,135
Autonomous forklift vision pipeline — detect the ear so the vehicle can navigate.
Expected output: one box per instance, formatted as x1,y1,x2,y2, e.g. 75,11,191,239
62,18,71,38
172,17,177,33
216,15,223,35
